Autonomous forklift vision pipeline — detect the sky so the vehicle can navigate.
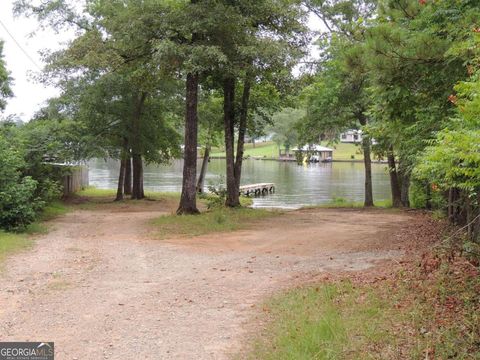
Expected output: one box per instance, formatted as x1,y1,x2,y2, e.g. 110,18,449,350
0,1,68,120
0,1,323,122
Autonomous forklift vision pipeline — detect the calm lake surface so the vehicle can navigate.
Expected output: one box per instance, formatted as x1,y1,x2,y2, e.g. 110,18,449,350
88,158,391,209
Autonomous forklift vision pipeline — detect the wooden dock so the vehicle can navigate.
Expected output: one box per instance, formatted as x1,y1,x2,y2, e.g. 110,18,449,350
240,183,275,196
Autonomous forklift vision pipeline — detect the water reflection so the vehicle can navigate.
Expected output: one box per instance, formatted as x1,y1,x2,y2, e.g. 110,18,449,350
88,158,391,209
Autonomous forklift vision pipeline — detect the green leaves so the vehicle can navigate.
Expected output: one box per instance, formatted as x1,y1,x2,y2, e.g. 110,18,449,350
416,128,480,191
0,41,13,111
0,134,42,231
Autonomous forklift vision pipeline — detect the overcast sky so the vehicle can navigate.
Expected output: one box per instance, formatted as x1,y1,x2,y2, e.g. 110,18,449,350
0,1,322,122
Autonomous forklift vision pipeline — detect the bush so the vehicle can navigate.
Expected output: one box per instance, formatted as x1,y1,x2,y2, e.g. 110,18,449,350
203,182,227,209
0,137,47,231
410,180,446,210
35,178,62,203
0,177,43,231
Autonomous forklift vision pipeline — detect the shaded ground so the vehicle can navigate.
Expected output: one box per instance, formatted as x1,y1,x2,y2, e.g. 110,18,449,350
0,200,414,359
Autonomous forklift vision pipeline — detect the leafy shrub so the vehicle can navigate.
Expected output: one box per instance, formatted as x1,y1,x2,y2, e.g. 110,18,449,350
0,177,43,231
200,177,252,209
409,180,446,210
0,137,46,231
203,182,227,209
35,178,62,203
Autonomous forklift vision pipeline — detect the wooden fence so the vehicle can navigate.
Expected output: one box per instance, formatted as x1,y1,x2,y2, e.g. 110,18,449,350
61,165,89,196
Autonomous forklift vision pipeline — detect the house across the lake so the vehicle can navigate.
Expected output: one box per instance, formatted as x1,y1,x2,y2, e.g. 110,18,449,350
292,144,334,163
340,129,363,143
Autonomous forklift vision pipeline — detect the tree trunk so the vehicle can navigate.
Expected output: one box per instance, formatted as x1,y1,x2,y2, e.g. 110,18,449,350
124,153,132,195
425,183,432,210
234,74,252,195
401,179,410,207
448,188,454,222
131,92,147,200
387,146,402,207
177,72,200,214
196,145,210,193
115,158,125,201
362,139,374,207
466,194,472,239
358,115,374,207
449,188,462,225
224,77,239,207
399,164,410,207
131,154,144,199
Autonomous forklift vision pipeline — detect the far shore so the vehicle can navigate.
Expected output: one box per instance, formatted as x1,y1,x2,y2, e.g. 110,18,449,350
209,155,387,164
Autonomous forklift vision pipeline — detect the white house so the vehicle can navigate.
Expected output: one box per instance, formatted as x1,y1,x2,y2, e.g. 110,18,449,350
340,129,363,143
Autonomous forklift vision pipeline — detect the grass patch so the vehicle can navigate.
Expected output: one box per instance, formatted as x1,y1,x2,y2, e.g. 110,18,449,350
22,201,70,235
153,207,280,239
0,231,32,263
39,201,69,221
76,186,117,197
304,197,392,209
211,141,280,158
247,250,480,359
249,281,396,360
321,142,364,161
72,187,180,209
76,186,179,201
0,201,70,264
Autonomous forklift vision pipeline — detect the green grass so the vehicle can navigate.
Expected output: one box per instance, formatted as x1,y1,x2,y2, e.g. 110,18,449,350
210,141,363,161
74,187,180,210
76,186,118,197
248,281,394,360
152,207,281,239
77,186,179,200
247,250,480,359
0,231,32,263
321,142,364,161
0,201,70,263
22,201,70,234
304,197,392,209
39,201,70,221
211,141,280,158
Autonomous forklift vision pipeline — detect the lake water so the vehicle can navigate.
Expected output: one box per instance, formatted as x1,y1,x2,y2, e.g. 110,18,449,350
88,158,391,209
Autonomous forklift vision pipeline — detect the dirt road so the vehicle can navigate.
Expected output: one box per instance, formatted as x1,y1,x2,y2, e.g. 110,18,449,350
0,201,412,359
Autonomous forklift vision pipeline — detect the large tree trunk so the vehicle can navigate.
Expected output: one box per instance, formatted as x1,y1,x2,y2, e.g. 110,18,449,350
123,138,132,195
177,72,200,214
387,146,402,207
115,158,125,201
131,92,147,200
124,153,132,196
234,74,252,195
224,77,239,207
196,145,210,193
358,115,374,207
131,154,144,199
